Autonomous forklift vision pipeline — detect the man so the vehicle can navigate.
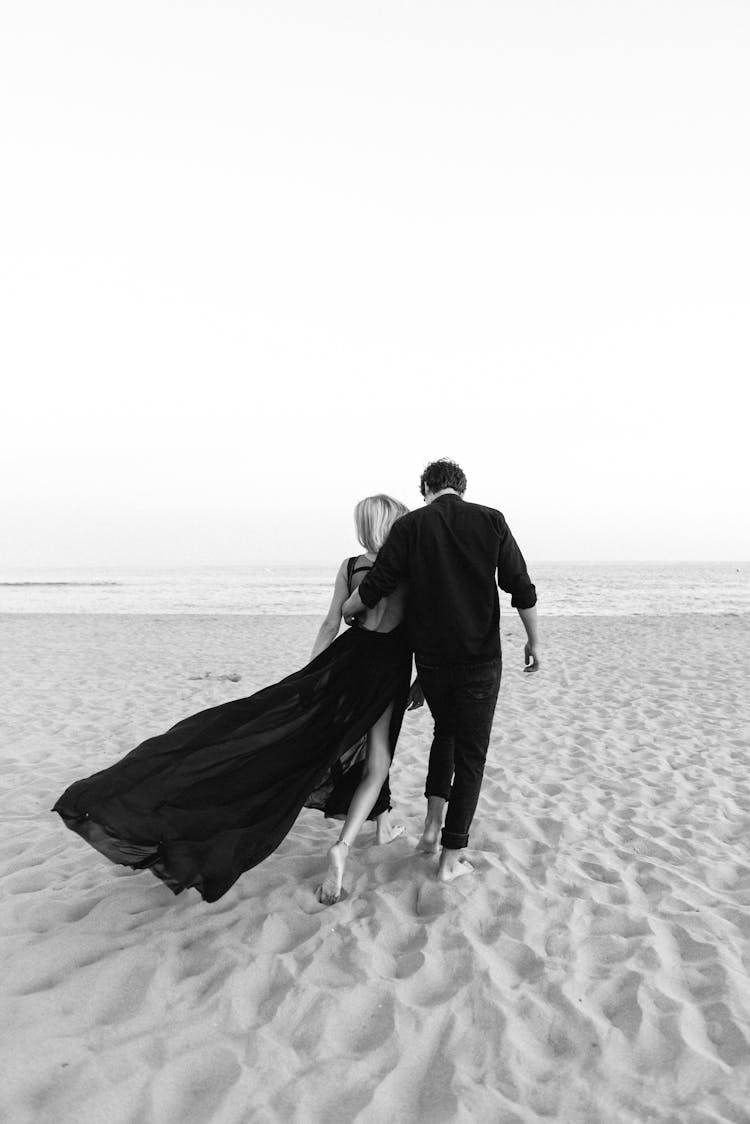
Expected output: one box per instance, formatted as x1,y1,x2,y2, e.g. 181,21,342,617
341,458,539,882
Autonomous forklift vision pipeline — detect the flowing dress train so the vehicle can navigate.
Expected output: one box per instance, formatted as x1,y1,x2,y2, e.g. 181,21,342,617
53,622,411,902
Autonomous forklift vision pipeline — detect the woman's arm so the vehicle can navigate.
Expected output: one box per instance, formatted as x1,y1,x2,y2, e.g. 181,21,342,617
310,561,350,660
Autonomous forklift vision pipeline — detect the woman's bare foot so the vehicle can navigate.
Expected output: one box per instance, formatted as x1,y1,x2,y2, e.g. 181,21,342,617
437,849,474,882
316,841,348,905
375,813,405,845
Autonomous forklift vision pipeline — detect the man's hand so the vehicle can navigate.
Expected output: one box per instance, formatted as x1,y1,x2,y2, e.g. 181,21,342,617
407,679,425,710
517,606,539,673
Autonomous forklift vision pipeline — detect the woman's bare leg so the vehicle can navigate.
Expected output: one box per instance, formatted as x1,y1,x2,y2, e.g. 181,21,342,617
317,703,394,905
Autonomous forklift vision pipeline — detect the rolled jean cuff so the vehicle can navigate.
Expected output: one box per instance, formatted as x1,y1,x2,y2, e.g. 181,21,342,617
424,783,451,801
441,829,469,850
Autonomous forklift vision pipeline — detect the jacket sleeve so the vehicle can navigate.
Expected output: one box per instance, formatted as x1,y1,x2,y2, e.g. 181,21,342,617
358,518,409,608
496,515,537,609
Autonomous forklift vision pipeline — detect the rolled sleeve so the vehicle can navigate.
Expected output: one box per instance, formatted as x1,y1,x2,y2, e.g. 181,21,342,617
510,577,537,610
497,515,537,610
358,518,409,607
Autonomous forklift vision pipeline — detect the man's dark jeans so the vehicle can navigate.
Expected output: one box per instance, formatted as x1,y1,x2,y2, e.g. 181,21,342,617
417,658,502,851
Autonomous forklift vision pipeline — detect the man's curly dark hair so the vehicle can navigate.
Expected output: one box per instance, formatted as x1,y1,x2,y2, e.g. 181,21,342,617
419,458,467,497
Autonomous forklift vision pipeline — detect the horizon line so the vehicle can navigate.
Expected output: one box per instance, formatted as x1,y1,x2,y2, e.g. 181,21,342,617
1,559,747,569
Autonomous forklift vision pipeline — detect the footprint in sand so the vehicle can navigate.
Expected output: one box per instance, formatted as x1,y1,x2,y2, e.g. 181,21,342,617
500,940,546,985
579,860,620,885
152,1048,242,1123
703,1001,750,1066
89,956,160,1025
600,968,644,1040
393,949,426,979
670,923,719,964
544,926,570,958
328,988,397,1055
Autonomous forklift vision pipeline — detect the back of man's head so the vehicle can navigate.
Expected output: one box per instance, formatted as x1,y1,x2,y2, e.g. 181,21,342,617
419,458,467,498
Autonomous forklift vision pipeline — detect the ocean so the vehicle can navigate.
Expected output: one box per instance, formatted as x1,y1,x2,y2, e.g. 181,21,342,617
0,562,747,617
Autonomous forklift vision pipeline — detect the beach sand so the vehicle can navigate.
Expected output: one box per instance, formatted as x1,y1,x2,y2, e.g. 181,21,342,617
1,612,749,1124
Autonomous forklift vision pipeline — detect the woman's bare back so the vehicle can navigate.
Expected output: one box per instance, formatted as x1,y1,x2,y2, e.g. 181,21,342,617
348,554,407,633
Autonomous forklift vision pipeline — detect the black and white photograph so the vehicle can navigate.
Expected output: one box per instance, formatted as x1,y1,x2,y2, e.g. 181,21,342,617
1,2,748,1122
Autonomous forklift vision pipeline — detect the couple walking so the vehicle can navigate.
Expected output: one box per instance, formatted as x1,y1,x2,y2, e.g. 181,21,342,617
54,459,538,905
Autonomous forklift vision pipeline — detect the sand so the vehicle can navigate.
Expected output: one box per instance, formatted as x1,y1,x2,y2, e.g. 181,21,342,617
1,612,749,1124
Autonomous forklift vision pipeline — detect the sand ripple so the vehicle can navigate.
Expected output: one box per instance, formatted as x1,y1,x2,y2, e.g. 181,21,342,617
1,613,749,1123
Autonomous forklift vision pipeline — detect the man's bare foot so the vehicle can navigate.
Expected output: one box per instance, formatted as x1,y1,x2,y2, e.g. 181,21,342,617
416,818,442,854
375,814,405,845
316,841,348,905
417,796,445,854
437,849,474,882
416,831,440,854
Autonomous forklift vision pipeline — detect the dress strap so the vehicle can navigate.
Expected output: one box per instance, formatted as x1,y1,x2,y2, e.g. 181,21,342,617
346,556,373,594
346,556,357,594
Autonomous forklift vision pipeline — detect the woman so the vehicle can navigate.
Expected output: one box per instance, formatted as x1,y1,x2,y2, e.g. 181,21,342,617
53,495,413,905
307,495,412,903
307,554,404,848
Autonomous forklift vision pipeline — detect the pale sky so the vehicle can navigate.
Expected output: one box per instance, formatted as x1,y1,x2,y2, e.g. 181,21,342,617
1,1,748,565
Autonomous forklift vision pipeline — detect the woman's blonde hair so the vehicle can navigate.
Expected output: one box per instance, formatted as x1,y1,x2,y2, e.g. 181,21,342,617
354,494,409,553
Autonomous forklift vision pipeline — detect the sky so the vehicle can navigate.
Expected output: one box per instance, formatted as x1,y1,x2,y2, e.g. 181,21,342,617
1,0,748,565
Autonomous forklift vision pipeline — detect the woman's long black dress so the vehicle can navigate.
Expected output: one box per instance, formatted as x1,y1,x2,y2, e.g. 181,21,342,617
314,555,395,822
53,608,411,903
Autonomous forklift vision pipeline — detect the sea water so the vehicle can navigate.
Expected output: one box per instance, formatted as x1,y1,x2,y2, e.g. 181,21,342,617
0,562,747,616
